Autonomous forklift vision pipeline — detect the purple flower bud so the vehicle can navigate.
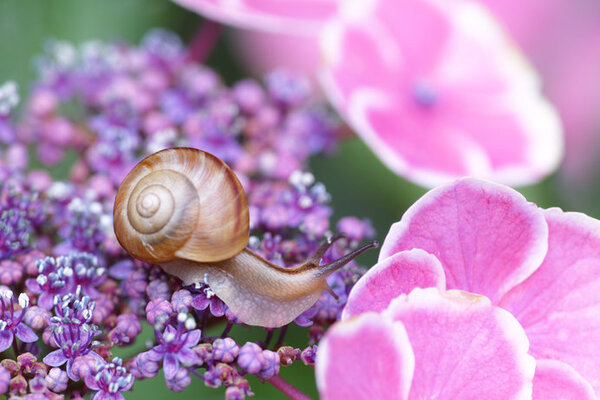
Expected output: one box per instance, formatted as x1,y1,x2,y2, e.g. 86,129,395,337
203,368,222,388
145,298,173,326
258,350,280,380
165,366,191,392
212,338,239,363
192,343,212,364
0,209,32,259
300,345,317,366
45,368,68,392
237,343,265,375
146,279,170,300
114,313,141,342
91,294,114,325
0,260,23,285
0,365,9,394
277,346,300,366
29,374,46,393
225,385,246,400
122,269,147,298
264,69,310,108
337,217,375,243
134,351,159,379
17,250,46,276
233,79,265,115
23,306,50,330
171,289,192,313
17,352,37,372
69,354,99,382
10,374,27,395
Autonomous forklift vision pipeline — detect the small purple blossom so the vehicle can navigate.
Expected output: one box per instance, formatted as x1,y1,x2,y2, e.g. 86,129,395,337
85,357,134,400
69,252,106,299
43,286,103,380
140,323,201,381
27,256,73,309
0,209,33,259
0,290,38,352
56,198,107,255
190,284,226,317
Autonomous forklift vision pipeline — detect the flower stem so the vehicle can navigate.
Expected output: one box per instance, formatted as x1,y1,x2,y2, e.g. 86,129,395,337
187,20,223,62
220,321,233,338
274,325,288,349
267,375,312,400
12,337,19,357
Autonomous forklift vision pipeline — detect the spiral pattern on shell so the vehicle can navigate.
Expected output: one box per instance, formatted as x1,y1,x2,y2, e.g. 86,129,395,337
113,148,250,263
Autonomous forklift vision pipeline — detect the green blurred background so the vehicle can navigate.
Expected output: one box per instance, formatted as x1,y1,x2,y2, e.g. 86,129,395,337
0,0,573,398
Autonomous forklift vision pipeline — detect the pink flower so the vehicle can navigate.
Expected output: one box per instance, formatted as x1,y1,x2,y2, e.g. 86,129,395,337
320,0,563,187
171,0,339,34
335,178,600,398
477,0,600,203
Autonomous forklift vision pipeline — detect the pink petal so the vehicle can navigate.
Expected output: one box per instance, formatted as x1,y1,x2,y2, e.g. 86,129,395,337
172,0,338,34
533,359,596,400
342,249,445,320
320,0,563,187
315,313,414,400
500,209,600,393
385,288,535,399
380,178,548,303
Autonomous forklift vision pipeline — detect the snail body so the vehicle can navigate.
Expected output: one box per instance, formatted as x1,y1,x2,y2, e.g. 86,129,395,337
114,148,377,328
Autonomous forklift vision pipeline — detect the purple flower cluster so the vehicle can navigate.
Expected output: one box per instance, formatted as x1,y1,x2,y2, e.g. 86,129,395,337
43,286,103,380
0,29,375,398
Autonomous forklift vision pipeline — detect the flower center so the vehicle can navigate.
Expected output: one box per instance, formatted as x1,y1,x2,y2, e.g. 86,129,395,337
413,80,437,108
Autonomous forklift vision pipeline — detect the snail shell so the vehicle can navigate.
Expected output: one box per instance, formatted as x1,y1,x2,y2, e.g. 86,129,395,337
113,147,249,263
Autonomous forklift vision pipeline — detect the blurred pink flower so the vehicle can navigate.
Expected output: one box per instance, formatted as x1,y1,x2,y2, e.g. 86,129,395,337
316,287,535,399
342,178,600,397
480,0,600,203
171,0,339,34
320,0,563,187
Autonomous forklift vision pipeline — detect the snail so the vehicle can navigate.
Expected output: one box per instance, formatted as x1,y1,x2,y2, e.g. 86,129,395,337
113,147,377,328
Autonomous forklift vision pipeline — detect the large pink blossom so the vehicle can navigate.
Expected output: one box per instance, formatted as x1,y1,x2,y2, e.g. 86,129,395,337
320,0,563,187
329,178,600,398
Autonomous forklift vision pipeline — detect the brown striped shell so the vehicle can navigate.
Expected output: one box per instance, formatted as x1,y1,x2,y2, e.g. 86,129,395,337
113,148,249,264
